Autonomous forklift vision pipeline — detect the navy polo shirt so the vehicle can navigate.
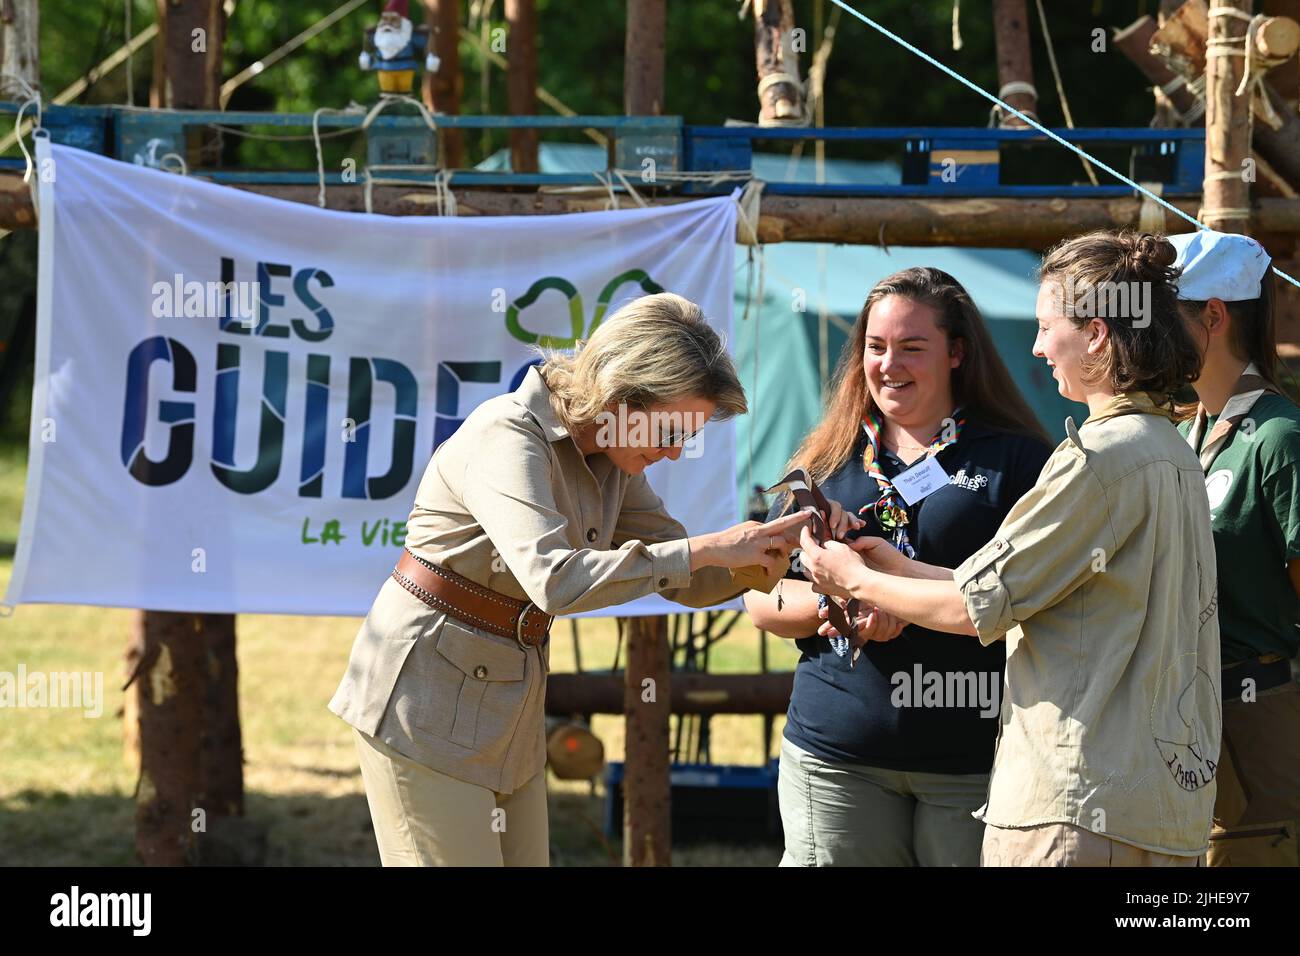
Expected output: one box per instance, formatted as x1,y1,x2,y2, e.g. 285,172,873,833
769,418,1053,775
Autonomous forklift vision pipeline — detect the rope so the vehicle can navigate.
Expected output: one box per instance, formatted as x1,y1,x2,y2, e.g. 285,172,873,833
735,178,765,245
824,0,1300,292
1034,0,1098,185
2,72,42,209
990,81,1038,128
951,0,963,51
312,94,441,209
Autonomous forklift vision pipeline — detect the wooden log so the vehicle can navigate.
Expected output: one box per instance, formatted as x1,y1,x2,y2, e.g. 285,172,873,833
1151,0,1209,78
1115,16,1201,123
753,0,805,126
992,0,1037,127
422,0,463,168
621,0,670,868
505,0,538,174
1256,15,1300,57
133,0,244,868
11,174,1300,244
132,612,205,865
547,672,796,715
624,0,666,115
0,0,39,94
622,616,671,867
152,0,166,107
1122,7,1300,187
1204,0,1255,232
161,0,224,111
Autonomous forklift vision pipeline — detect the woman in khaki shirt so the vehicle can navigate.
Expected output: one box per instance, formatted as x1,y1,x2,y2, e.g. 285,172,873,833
329,292,832,866
798,232,1223,866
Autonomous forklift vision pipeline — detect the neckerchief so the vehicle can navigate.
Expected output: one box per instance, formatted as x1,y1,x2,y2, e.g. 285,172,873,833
1185,363,1281,474
859,408,966,559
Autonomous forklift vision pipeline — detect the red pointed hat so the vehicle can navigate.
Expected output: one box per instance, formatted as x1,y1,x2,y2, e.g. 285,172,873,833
383,0,410,17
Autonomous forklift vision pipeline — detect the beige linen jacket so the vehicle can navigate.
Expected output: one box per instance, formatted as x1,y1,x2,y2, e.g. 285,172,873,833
953,392,1222,856
329,367,747,793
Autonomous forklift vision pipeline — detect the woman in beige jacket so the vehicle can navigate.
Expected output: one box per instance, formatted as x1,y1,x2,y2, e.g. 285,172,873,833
329,292,843,866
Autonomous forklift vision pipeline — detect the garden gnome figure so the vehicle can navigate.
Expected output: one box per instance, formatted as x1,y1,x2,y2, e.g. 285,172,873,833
359,0,439,95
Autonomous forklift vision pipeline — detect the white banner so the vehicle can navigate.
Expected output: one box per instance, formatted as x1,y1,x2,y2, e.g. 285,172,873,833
6,142,739,617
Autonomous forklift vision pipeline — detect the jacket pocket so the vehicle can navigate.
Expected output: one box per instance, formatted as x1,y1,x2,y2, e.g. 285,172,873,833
431,620,528,751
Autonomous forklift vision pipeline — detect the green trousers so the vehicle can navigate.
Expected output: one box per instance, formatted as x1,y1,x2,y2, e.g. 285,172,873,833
777,736,989,866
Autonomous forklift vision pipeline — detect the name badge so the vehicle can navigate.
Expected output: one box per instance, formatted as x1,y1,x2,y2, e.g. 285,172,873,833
892,456,948,506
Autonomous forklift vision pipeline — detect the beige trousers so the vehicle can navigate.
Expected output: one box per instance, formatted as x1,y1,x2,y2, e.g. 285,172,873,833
981,823,1202,867
352,727,550,866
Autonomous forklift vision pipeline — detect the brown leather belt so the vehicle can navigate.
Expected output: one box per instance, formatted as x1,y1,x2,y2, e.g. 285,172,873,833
391,548,552,648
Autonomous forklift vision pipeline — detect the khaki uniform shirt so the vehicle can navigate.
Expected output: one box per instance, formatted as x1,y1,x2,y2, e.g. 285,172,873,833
329,367,746,793
953,392,1222,856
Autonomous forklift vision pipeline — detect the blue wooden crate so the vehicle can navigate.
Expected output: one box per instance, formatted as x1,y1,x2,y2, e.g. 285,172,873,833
603,760,782,843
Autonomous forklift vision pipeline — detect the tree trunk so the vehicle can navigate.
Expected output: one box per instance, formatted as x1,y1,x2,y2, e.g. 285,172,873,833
991,0,1037,127
624,0,666,116
753,0,805,126
505,0,538,173
423,0,463,168
1204,0,1255,232
622,616,671,867
0,0,39,95
132,613,205,866
133,0,244,867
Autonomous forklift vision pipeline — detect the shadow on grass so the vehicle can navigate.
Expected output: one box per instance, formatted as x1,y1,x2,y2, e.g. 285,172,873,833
0,781,782,867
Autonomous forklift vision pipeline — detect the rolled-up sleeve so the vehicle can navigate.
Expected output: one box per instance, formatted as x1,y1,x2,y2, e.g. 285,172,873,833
461,415,718,616
953,446,1118,646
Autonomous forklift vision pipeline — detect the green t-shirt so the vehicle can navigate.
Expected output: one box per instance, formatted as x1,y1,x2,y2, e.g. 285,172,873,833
1177,392,1300,665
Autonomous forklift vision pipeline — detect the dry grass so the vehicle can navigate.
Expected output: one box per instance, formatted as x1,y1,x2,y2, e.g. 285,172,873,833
0,446,800,866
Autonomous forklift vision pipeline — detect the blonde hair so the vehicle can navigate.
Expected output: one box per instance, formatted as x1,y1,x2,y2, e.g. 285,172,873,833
538,292,747,428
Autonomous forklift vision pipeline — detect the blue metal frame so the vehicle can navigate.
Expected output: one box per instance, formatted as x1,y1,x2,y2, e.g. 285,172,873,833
0,102,1207,198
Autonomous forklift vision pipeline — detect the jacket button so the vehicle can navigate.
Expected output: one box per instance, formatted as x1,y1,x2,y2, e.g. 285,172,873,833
658,577,668,588
474,665,488,679
587,528,597,542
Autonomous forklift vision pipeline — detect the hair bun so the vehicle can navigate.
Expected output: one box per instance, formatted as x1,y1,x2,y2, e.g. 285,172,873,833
1132,234,1178,270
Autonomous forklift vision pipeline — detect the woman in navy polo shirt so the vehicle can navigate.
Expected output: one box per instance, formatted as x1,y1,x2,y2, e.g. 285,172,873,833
745,267,1051,866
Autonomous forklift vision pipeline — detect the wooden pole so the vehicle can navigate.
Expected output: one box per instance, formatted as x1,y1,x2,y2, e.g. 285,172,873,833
622,616,672,867
129,614,206,865
132,0,245,867
151,0,167,107
1114,17,1201,124
0,0,39,95
505,0,538,174
9,173,1300,243
991,0,1037,128
1204,0,1255,232
620,0,671,868
753,0,805,125
422,0,463,168
624,0,665,115
1123,7,1300,190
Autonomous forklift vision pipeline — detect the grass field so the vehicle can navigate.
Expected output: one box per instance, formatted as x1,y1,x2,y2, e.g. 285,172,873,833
0,444,801,866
